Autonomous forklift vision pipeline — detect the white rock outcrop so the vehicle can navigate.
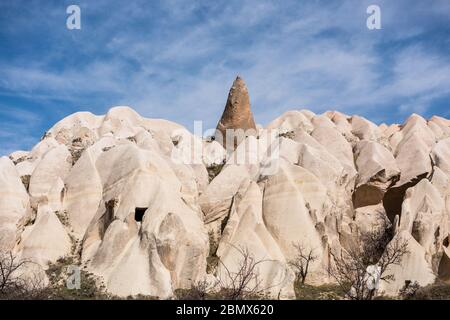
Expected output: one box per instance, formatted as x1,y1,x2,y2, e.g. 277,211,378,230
1,103,449,299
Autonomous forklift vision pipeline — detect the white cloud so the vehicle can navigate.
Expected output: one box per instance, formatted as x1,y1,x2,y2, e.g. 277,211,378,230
1,0,450,155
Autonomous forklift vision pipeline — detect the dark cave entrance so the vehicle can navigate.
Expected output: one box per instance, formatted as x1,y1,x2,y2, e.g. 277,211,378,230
382,173,428,223
438,236,450,283
134,207,147,222
100,199,118,238
352,184,384,209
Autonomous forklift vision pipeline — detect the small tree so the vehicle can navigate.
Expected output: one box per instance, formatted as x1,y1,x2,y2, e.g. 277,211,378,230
399,280,421,299
328,228,409,300
177,245,290,300
288,243,317,285
217,246,267,300
0,251,27,295
187,279,212,300
175,279,216,300
214,244,291,300
0,250,45,299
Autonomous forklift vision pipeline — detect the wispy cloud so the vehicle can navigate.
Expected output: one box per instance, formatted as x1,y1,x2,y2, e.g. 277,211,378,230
0,0,449,155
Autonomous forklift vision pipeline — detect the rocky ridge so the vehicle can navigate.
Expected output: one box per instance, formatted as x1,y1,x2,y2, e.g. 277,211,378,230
1,80,450,299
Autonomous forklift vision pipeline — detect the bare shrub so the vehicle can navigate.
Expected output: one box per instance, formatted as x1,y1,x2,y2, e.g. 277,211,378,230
288,243,318,285
216,246,266,300
328,228,409,300
214,245,288,300
207,162,225,182
179,245,286,300
399,280,421,299
402,280,450,300
175,279,217,300
0,251,46,299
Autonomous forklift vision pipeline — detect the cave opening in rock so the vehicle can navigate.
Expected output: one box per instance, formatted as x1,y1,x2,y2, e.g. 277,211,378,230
60,187,65,203
352,184,384,209
382,173,428,223
100,199,117,238
134,207,147,222
438,236,450,283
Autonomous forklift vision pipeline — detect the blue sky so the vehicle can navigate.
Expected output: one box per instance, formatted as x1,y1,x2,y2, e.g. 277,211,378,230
1,0,450,155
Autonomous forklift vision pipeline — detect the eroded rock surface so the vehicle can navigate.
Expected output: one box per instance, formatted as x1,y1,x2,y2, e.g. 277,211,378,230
215,76,257,149
1,100,450,298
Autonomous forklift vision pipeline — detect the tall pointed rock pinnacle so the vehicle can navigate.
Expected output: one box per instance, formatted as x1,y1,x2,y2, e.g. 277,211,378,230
215,76,257,148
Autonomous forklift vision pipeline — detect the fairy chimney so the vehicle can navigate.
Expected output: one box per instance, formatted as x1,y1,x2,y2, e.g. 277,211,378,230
215,76,257,149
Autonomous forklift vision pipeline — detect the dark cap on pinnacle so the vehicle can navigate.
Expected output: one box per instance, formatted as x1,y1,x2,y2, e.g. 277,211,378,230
215,76,257,148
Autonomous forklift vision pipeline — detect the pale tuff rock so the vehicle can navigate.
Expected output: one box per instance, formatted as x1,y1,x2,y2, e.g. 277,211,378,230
292,128,326,150
15,159,37,180
350,115,383,142
310,125,356,179
297,142,344,191
202,141,226,166
262,161,326,282
440,245,450,283
267,110,313,134
394,131,433,186
47,111,103,140
354,204,389,235
29,137,60,160
64,147,104,237
215,76,257,148
432,137,450,175
81,143,208,297
379,231,435,296
17,205,72,267
430,116,450,138
353,141,400,209
9,150,30,163
0,157,30,251
380,116,435,211
200,132,280,227
326,111,353,137
28,145,72,200
216,180,295,298
398,180,447,264
430,167,450,197
380,178,449,294
379,123,389,132
200,164,252,225
1,93,450,299
354,141,399,187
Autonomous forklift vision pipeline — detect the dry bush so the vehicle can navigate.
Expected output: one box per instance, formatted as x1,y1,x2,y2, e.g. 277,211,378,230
328,228,409,300
401,280,450,300
288,243,318,285
179,245,285,300
175,279,217,300
0,251,46,299
216,246,269,300
399,280,421,299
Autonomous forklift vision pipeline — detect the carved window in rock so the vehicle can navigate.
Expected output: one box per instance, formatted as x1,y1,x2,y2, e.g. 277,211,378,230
134,207,147,222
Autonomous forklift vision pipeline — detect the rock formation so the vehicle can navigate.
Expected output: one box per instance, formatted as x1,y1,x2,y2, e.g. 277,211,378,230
1,86,450,299
215,76,257,149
